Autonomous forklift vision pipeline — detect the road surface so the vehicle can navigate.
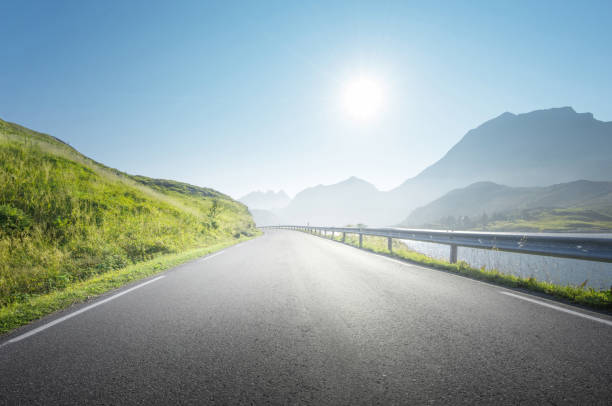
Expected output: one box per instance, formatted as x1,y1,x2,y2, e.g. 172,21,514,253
1,230,612,404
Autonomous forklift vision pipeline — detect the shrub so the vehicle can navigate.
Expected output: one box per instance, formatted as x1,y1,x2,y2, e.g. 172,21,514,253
0,204,32,234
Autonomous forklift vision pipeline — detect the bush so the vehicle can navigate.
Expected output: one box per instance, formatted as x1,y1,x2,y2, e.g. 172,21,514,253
0,204,32,234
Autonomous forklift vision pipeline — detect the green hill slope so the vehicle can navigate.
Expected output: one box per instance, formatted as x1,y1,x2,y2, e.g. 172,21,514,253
0,118,256,307
401,180,612,232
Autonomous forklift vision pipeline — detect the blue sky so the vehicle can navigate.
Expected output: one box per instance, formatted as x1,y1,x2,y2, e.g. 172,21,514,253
1,0,611,198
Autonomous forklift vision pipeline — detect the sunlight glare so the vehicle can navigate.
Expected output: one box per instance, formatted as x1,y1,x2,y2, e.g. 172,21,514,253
341,75,385,121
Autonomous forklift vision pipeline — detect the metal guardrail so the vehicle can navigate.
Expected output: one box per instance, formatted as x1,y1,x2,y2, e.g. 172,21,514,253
260,225,612,264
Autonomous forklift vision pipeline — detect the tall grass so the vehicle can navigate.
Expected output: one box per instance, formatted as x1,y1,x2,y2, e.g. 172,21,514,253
0,120,257,308
0,239,255,334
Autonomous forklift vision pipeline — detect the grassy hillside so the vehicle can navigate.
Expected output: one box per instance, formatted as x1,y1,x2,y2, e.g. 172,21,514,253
484,208,612,232
402,180,612,232
0,118,257,308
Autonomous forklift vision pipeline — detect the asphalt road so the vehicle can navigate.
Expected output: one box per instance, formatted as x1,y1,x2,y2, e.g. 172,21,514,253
1,230,612,405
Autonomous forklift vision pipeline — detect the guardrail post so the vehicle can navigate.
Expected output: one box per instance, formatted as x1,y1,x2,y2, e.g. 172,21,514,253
342,232,346,243
388,237,392,253
331,231,334,240
359,233,363,248
450,244,458,264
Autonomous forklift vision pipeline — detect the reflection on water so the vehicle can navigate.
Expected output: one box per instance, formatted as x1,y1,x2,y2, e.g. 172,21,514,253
400,238,612,290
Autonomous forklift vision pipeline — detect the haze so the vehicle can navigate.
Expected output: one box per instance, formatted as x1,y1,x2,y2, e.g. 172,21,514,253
1,1,611,198
2,2,612,404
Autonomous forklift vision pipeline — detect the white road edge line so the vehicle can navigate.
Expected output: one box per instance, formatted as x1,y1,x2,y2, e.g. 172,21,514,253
500,291,612,327
200,251,225,261
370,248,612,328
0,275,166,348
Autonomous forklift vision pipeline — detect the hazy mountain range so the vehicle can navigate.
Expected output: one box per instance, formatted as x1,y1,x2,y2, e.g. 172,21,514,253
249,209,283,227
243,107,612,227
277,177,385,226
239,190,291,210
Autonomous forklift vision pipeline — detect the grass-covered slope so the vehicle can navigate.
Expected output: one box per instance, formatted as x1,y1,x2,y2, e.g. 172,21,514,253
484,207,612,232
0,118,257,309
402,180,612,232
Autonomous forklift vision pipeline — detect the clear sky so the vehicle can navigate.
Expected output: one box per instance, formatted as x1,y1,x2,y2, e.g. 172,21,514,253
1,0,611,198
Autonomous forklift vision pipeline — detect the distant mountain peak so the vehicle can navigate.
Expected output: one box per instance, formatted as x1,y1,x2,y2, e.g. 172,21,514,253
262,189,289,198
239,189,291,210
509,106,599,121
389,106,612,221
490,107,596,125
341,176,370,185
498,111,516,119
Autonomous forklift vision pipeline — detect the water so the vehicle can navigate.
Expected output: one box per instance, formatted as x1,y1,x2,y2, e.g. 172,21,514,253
400,234,612,290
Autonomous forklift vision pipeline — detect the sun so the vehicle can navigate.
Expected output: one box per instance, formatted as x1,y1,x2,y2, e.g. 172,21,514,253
341,75,385,121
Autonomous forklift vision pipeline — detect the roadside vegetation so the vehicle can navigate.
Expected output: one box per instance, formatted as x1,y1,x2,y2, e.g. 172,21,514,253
0,241,254,334
425,208,612,233
483,208,612,232
312,230,612,310
0,118,258,332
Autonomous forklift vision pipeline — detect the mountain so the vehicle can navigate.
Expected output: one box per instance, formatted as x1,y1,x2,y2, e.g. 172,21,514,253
401,180,612,231
239,190,291,210
249,209,284,227
274,107,612,227
276,176,386,226
388,107,612,219
0,118,256,307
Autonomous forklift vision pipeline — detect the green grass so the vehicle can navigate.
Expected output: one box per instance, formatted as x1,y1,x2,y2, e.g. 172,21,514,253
0,117,259,330
484,208,612,232
0,237,254,334
426,207,612,232
317,231,612,310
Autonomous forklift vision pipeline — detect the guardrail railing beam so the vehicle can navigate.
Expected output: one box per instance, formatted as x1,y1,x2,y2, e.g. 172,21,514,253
260,225,612,263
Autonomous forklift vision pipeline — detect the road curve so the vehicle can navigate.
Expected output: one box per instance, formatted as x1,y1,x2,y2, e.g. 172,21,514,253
1,230,611,404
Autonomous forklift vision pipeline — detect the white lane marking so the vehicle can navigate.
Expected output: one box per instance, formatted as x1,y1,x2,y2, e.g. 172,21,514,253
377,255,417,268
200,251,225,261
500,291,612,327
1,249,229,348
359,248,612,328
0,275,166,348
